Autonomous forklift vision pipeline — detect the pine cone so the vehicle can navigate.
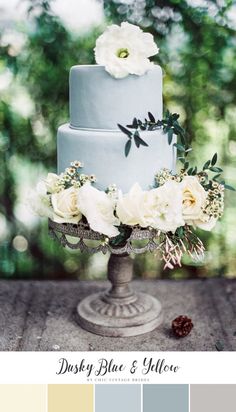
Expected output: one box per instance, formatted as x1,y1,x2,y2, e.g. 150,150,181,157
172,315,193,337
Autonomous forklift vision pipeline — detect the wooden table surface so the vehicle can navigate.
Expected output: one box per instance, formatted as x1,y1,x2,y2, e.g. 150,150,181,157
0,279,235,351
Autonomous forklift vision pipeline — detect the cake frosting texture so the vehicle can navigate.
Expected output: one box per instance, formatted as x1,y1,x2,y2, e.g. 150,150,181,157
57,64,176,192
70,65,163,130
58,124,176,192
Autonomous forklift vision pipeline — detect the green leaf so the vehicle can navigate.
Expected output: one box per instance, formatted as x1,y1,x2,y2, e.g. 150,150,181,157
168,128,173,145
184,161,189,170
212,174,221,181
188,167,194,175
176,226,184,238
203,160,211,170
134,131,148,148
209,166,223,173
173,143,186,152
148,112,155,122
163,126,168,134
118,124,132,137
125,139,132,157
215,340,224,351
173,122,184,135
132,117,138,128
224,184,236,191
211,153,217,166
179,133,186,146
109,225,132,247
134,131,140,148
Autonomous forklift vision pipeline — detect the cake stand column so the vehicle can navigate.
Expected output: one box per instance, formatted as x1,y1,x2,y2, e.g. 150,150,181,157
77,253,163,337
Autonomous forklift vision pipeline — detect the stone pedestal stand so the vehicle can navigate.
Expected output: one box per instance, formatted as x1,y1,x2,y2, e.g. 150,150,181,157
49,220,163,337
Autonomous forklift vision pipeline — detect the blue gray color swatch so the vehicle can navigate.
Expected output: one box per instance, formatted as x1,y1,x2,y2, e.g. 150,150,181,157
143,384,189,412
95,384,141,412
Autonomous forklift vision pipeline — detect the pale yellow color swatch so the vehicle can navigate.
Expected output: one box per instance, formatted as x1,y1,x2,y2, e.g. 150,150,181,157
0,384,46,412
48,384,93,412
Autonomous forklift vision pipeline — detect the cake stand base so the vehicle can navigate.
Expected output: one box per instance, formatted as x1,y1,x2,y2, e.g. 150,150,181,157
76,253,163,337
77,292,163,337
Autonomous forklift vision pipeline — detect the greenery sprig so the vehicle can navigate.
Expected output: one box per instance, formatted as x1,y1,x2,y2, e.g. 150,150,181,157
118,111,235,192
118,110,191,157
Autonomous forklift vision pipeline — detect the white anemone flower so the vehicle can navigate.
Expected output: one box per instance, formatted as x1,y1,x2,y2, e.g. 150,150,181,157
94,22,159,79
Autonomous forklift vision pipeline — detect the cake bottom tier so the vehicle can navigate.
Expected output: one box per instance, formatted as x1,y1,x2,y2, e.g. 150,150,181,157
57,124,176,192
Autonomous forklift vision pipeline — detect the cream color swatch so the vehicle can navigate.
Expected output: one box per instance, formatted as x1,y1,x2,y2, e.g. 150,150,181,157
48,384,93,412
0,384,46,412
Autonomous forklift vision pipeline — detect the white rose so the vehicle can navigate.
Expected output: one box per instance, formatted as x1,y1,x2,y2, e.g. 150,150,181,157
94,22,159,79
116,181,184,233
28,181,53,219
116,183,150,227
44,173,60,193
181,176,208,223
195,216,218,231
77,183,120,237
151,181,185,233
51,186,81,224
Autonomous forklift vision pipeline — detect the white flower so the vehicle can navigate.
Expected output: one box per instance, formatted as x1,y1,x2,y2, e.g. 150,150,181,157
181,176,208,224
194,216,218,231
77,183,120,237
51,187,81,224
28,181,53,218
151,181,184,233
44,173,60,193
94,22,159,79
116,183,149,227
116,181,184,233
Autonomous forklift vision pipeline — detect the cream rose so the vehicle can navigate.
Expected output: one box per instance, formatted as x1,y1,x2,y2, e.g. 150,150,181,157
181,176,208,224
77,183,120,237
94,22,159,79
116,181,184,233
51,186,81,224
44,173,60,193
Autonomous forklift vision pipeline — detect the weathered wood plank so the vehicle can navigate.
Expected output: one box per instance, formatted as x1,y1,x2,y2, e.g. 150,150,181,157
0,279,235,351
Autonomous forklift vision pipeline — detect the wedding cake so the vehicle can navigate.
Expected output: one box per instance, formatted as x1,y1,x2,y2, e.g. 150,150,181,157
57,23,176,192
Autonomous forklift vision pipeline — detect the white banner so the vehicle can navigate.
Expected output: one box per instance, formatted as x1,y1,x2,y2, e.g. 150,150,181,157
0,352,235,384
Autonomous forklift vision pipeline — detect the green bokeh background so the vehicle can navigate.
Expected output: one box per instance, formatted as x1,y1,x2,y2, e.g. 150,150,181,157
0,0,235,280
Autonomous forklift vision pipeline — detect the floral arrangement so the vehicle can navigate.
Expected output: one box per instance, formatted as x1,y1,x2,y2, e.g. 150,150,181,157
30,110,233,269
94,22,159,79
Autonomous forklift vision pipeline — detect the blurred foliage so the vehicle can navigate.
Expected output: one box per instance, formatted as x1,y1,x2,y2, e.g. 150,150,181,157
0,0,236,280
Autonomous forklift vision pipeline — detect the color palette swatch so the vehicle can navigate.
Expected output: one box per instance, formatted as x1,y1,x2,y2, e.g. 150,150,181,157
0,384,46,412
143,384,189,412
190,384,236,412
48,384,93,412
0,384,235,412
96,384,141,412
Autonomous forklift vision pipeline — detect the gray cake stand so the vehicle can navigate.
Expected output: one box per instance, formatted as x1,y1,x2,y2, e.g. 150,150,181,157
49,219,163,337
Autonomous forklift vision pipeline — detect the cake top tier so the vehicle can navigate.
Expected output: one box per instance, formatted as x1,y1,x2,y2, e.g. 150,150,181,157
69,64,163,130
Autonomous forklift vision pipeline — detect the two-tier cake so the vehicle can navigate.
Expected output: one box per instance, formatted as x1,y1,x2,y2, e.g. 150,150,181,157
57,24,176,192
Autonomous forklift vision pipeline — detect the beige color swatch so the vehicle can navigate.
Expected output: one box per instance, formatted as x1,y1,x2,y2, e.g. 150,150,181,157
48,384,93,412
0,384,46,412
191,385,236,412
